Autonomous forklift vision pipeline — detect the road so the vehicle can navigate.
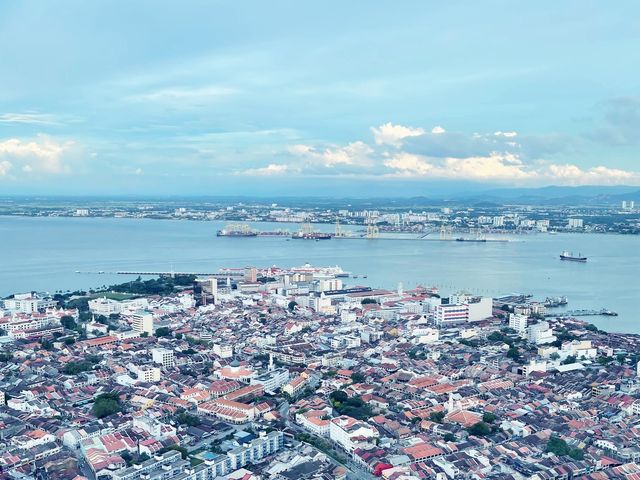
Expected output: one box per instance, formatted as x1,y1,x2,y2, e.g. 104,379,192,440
278,400,374,480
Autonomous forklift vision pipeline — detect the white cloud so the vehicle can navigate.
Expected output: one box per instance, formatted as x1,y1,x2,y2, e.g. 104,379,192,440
545,164,639,185
128,85,237,103
243,163,292,176
288,141,373,167
371,122,425,147
384,151,536,181
0,113,58,125
0,135,76,176
0,160,11,176
494,131,518,137
431,126,446,134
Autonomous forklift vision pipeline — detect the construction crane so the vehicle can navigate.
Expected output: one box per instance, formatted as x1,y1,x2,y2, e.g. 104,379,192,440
365,219,380,239
440,225,452,240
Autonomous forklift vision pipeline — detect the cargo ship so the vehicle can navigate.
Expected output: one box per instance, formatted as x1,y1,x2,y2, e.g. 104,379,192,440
560,251,587,262
217,229,258,237
291,232,332,240
217,223,258,237
455,238,487,242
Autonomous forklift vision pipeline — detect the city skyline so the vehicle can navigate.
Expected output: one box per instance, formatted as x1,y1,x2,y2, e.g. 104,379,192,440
1,1,640,195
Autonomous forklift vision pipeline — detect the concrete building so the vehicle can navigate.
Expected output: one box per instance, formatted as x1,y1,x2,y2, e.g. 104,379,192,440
329,415,379,453
509,313,528,336
152,348,174,368
131,311,154,335
527,321,556,345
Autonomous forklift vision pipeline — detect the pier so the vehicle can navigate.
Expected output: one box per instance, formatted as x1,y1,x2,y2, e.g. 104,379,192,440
545,309,617,318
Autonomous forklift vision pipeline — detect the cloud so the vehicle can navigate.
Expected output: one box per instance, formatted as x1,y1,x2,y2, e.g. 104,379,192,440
545,164,639,185
0,113,59,125
588,96,640,146
258,122,640,185
371,122,425,147
288,141,374,168
0,135,77,177
384,151,537,181
243,163,292,176
127,85,237,103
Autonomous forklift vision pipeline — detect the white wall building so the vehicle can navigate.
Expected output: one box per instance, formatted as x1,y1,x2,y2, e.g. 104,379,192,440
152,348,174,368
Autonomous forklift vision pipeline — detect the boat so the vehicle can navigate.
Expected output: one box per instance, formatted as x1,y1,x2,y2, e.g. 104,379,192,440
560,251,587,262
291,232,332,240
217,229,258,237
544,296,568,307
456,238,487,242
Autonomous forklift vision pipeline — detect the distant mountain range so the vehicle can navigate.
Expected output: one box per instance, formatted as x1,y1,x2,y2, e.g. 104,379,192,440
454,185,640,206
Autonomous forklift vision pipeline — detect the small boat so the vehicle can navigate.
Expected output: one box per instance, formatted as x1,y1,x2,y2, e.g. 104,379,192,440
560,251,587,262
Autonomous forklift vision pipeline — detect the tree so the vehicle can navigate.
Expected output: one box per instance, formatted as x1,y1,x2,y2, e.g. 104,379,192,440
92,392,122,418
61,315,77,330
176,412,201,427
443,433,456,442
288,301,298,311
617,353,627,364
482,412,497,424
506,346,521,362
429,411,445,424
562,355,577,365
546,435,583,459
330,390,349,404
467,422,491,436
155,327,171,337
63,360,93,375
550,352,560,361
40,339,54,351
0,351,13,362
361,298,377,305
350,372,365,383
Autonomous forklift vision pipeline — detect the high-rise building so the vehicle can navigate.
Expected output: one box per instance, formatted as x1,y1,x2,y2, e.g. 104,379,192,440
131,311,154,335
567,218,584,229
194,277,217,306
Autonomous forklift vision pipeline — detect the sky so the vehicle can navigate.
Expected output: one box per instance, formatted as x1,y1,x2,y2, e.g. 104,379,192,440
1,1,639,196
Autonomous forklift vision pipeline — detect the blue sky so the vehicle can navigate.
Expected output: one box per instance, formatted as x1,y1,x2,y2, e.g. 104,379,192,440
1,1,639,196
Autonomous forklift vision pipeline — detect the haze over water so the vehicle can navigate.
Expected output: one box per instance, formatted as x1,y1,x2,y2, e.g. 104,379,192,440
1,215,637,333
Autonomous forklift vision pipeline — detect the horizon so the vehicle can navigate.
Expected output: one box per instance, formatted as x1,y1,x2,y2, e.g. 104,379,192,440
1,1,640,195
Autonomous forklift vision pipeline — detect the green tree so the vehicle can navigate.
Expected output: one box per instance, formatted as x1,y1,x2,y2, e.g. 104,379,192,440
288,301,298,311
506,346,521,361
467,422,491,436
92,392,122,418
155,326,171,337
60,315,77,330
351,372,365,383
482,412,497,424
176,412,201,427
443,433,456,442
429,411,445,424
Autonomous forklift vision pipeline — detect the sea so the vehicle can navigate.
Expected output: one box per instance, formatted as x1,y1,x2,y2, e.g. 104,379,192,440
1,216,638,333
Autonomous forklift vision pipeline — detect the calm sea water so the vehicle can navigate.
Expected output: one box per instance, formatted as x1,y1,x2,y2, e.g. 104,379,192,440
1,216,638,333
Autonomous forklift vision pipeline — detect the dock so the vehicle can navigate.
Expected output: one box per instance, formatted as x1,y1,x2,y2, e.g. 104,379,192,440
545,309,617,318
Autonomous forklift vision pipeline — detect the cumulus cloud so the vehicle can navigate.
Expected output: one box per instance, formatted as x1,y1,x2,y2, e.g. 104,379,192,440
238,121,639,186
371,122,425,147
545,164,639,185
0,135,77,177
384,151,536,181
288,141,374,167
243,163,292,176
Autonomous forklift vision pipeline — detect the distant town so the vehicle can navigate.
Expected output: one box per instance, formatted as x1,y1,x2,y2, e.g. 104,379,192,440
1,264,640,480
1,197,639,236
